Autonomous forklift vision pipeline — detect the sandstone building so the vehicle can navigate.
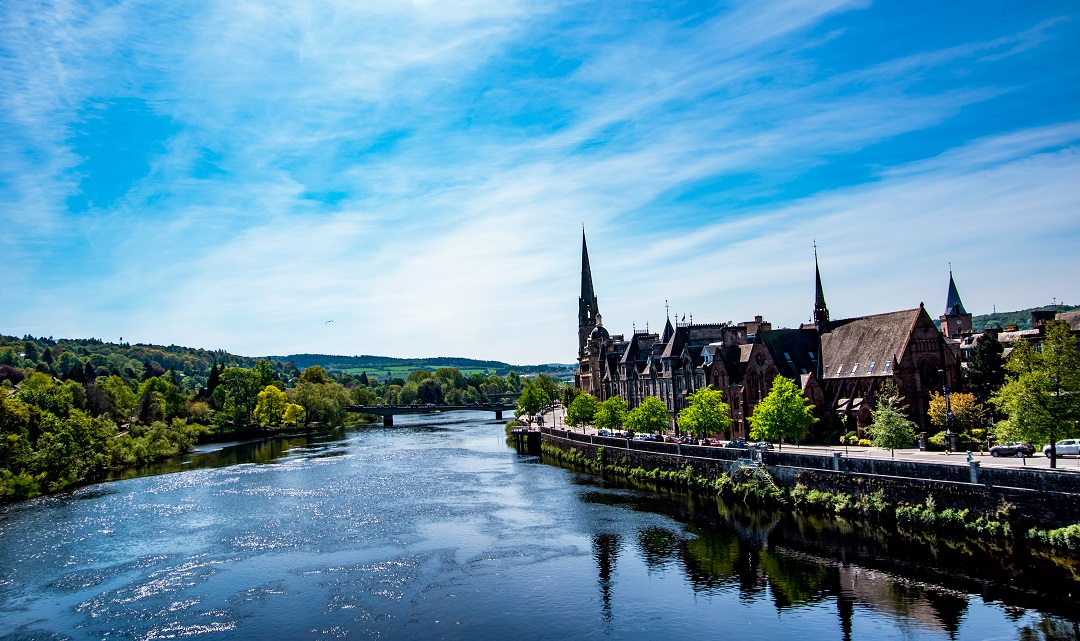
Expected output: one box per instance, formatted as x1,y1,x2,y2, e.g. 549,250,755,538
575,233,963,440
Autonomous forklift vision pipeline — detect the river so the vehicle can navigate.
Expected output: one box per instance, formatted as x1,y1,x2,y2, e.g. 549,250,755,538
1,411,1077,640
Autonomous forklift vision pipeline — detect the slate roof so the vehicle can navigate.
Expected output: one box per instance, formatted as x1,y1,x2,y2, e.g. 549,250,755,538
1057,311,1080,331
943,272,967,316
757,329,821,379
821,308,922,379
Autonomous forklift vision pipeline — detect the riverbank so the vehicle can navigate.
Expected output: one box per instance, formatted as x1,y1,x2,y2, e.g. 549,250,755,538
539,427,1080,551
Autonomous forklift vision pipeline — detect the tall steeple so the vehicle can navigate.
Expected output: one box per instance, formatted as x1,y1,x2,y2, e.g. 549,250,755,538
813,243,830,330
578,230,600,355
940,266,972,338
943,268,967,317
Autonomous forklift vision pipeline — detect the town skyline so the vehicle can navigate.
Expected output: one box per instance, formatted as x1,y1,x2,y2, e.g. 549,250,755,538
2,1,1078,364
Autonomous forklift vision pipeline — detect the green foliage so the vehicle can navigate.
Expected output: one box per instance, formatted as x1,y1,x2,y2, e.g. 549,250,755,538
1025,523,1080,550
992,321,1080,467
867,397,918,456
516,380,550,418
677,387,731,438
565,393,600,428
293,373,350,427
626,396,669,435
255,385,289,426
594,396,628,431
748,376,817,448
966,333,1006,404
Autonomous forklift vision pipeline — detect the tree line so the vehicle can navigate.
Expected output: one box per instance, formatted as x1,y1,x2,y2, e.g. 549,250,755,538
1,333,525,502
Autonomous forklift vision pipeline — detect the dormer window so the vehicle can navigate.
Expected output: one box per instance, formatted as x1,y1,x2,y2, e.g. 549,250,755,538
836,364,844,375
882,361,891,373
867,362,876,374
851,363,859,375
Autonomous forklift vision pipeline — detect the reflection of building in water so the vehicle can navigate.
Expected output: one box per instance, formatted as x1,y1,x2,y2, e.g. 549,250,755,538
593,533,619,623
838,565,969,636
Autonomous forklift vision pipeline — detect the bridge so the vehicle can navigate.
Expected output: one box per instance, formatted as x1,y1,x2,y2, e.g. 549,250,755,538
346,403,518,426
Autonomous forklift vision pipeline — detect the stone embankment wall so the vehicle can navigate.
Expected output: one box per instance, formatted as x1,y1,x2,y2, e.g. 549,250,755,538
540,428,1080,529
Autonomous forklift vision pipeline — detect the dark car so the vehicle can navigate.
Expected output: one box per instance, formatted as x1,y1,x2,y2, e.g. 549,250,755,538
724,439,748,449
990,442,1034,457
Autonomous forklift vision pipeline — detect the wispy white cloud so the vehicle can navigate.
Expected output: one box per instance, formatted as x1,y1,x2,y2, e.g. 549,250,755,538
1,0,1078,364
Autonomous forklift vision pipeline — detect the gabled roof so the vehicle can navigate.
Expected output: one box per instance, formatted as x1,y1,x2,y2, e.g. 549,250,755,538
821,308,922,379
1057,311,1080,331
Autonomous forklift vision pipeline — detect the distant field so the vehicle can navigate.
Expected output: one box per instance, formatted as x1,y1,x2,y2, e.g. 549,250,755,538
343,366,497,380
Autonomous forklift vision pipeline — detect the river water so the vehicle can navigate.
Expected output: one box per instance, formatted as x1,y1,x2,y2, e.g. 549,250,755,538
1,412,1077,640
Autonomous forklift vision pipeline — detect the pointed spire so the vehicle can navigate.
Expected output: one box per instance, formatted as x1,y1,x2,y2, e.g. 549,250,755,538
944,268,967,316
813,241,829,329
579,229,599,329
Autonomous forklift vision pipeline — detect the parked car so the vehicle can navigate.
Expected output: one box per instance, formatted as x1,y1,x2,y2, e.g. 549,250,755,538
664,436,680,443
597,429,611,437
989,442,1034,457
724,439,748,449
1044,439,1080,458
707,438,724,446
752,441,774,450
679,436,696,445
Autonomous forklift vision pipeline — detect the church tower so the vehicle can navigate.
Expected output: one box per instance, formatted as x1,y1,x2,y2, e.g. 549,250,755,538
940,269,972,338
578,230,600,357
813,246,830,331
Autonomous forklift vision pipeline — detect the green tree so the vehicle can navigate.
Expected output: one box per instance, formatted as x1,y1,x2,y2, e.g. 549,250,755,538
417,378,445,404
992,321,1080,468
98,375,137,423
255,385,289,426
626,396,668,435
293,374,350,427
566,393,600,429
748,376,817,449
966,332,1006,404
516,381,549,419
677,387,731,439
218,367,262,424
594,396,628,431
283,403,306,426
867,386,918,457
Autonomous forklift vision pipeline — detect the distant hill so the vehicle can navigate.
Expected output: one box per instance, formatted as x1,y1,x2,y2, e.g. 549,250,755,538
268,353,575,379
938,304,1079,332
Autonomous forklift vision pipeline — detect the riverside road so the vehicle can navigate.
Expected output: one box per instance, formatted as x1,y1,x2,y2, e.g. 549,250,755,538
533,407,1080,473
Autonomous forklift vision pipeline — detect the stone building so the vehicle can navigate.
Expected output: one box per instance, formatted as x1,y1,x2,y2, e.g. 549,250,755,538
575,233,963,439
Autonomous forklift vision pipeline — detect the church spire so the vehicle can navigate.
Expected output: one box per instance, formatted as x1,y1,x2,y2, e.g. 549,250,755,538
944,267,967,316
578,230,600,355
940,266,972,338
813,242,830,330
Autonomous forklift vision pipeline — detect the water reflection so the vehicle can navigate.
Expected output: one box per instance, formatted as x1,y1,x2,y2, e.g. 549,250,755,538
593,533,619,624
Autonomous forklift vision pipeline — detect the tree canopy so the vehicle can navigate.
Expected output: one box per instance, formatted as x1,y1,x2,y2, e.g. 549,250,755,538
594,396,628,431
626,396,669,435
867,384,917,457
566,393,600,429
676,387,731,439
992,321,1080,468
965,333,1006,405
747,376,817,449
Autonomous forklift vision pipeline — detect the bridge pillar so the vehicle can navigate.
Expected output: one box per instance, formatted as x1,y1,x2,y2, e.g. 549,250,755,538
495,410,503,421
383,415,394,427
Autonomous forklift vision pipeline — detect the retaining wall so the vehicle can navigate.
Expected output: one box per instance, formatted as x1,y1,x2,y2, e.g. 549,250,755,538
540,428,1080,529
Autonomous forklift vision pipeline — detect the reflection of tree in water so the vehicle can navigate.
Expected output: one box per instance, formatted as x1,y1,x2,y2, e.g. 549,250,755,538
637,527,679,571
759,549,827,610
924,589,969,638
593,533,619,624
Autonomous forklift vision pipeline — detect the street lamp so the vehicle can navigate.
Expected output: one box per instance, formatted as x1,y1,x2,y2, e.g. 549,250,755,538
939,369,954,453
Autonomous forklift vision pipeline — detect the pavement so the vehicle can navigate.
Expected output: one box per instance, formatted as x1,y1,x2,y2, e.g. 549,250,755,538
532,405,1080,472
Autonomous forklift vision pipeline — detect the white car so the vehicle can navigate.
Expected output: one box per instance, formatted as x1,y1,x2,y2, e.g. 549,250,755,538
1044,439,1080,457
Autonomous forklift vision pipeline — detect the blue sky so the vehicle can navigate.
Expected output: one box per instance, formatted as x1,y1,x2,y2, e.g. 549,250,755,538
2,0,1078,365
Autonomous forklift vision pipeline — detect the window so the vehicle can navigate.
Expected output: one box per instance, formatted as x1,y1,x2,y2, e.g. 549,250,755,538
882,361,891,373
867,362,876,374
824,365,830,375
836,364,844,375
851,363,859,375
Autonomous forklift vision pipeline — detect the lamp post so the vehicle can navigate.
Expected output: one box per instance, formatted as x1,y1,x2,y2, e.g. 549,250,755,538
940,369,954,453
